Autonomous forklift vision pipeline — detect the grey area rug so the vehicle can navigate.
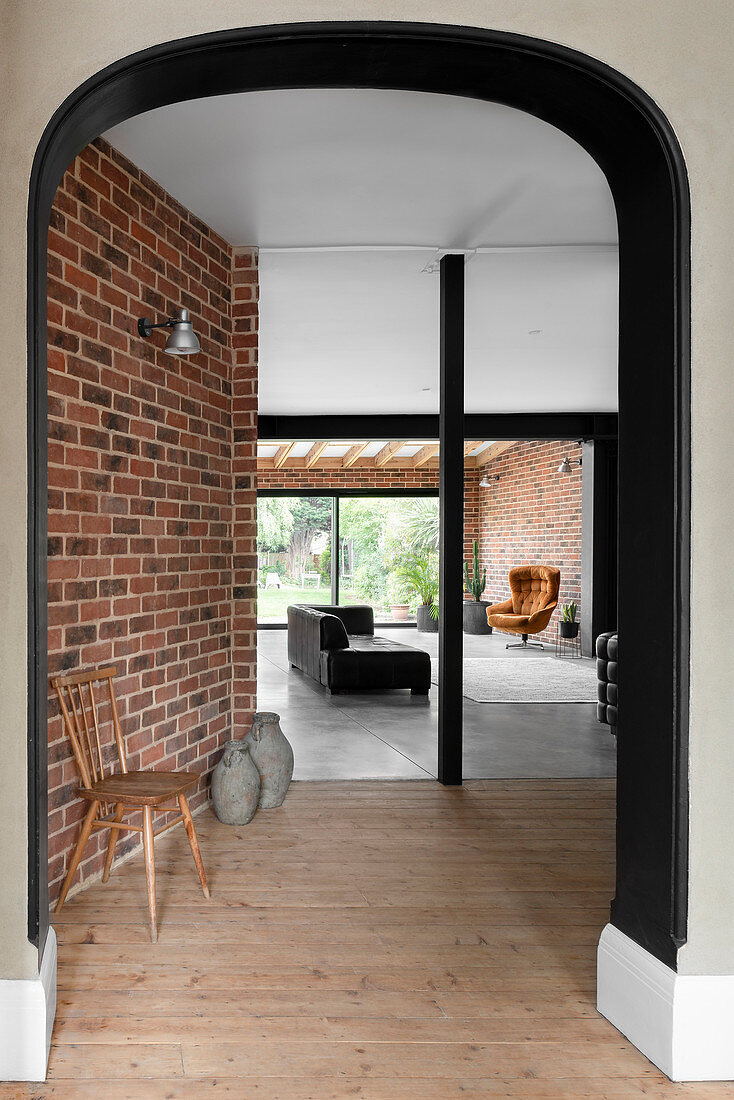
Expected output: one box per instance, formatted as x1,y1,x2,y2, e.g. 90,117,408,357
430,657,598,703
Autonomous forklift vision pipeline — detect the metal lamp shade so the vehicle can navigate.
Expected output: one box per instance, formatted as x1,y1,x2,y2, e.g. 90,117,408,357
164,309,201,355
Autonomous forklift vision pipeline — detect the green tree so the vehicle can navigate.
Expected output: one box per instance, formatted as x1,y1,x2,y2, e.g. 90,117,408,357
288,497,332,579
257,497,294,551
340,498,394,602
402,497,440,552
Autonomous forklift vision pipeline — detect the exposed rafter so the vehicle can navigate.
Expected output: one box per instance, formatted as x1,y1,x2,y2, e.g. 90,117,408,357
374,440,405,467
413,443,440,468
256,439,442,471
342,442,370,468
273,441,295,469
464,440,484,456
304,441,329,468
473,440,516,467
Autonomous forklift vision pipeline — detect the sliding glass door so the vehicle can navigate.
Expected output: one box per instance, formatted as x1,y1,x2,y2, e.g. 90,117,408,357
257,495,333,623
339,496,439,623
257,492,438,625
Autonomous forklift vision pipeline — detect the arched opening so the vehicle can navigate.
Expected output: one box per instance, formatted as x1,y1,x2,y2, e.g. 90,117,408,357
27,20,690,992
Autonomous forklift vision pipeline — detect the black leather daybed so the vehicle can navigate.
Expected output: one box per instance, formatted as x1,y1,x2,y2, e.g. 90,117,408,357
287,604,431,695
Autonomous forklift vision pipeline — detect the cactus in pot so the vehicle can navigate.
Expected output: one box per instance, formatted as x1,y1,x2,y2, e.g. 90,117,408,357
463,540,492,634
464,539,486,601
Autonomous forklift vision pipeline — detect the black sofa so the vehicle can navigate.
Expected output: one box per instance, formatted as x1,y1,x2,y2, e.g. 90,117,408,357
287,604,431,695
596,630,618,730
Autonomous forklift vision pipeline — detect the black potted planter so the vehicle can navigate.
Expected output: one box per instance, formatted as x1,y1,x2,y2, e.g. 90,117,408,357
463,599,493,635
416,604,439,632
559,620,580,639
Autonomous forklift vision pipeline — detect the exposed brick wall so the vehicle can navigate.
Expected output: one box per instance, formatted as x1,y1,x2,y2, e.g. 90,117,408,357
463,465,480,572
257,464,439,493
46,137,257,902
476,441,582,643
231,249,259,734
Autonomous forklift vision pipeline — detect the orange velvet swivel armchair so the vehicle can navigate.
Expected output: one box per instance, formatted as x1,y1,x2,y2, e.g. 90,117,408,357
486,565,561,650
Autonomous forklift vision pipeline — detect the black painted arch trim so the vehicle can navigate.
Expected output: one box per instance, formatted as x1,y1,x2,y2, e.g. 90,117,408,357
27,21,689,969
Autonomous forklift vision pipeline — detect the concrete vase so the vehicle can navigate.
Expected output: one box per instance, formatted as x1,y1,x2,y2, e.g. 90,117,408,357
244,711,294,809
211,740,260,825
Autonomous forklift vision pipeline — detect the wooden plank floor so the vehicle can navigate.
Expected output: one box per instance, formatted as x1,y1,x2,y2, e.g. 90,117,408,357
7,780,734,1098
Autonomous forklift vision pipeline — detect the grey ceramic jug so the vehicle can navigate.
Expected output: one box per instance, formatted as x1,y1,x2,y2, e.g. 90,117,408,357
243,711,294,809
211,740,260,825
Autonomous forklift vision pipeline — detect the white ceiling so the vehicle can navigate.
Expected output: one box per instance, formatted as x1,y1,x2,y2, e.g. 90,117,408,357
259,248,617,414
105,88,617,249
465,248,618,413
105,88,618,415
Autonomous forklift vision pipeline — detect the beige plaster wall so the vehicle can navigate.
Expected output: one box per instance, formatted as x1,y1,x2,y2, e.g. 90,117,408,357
1,0,732,980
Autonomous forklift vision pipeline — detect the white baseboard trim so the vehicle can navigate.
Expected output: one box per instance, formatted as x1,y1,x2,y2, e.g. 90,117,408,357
598,922,734,1081
0,926,57,1081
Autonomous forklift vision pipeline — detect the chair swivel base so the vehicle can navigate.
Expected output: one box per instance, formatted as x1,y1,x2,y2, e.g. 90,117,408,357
506,633,544,650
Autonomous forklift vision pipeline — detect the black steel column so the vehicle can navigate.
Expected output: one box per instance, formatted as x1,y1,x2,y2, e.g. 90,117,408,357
438,254,465,785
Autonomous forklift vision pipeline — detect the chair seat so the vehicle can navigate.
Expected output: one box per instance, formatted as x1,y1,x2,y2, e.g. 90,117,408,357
77,770,199,806
486,612,534,634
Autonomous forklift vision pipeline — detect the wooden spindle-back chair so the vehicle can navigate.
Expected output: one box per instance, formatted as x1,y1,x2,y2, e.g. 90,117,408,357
51,665,210,942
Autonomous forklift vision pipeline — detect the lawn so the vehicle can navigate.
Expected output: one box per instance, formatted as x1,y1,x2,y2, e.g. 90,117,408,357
257,584,334,622
257,583,416,624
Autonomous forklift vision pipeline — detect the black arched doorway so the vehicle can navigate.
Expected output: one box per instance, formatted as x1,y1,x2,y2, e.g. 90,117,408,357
27,22,690,973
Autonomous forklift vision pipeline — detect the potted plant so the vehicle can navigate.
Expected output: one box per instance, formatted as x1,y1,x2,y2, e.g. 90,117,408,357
559,601,579,638
386,571,411,621
397,550,439,632
463,540,492,634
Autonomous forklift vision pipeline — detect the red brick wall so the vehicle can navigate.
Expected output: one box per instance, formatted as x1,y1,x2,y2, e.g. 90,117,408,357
231,249,259,734
46,138,257,902
463,465,480,569
257,464,439,493
476,441,582,642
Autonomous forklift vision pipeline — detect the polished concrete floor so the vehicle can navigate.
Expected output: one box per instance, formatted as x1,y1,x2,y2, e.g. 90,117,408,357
258,629,617,781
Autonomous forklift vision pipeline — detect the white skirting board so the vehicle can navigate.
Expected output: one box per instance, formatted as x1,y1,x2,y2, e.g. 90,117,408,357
598,923,734,1081
0,926,57,1081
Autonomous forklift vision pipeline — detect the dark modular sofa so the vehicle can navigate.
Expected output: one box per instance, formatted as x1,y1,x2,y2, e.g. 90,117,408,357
596,630,618,730
287,604,431,695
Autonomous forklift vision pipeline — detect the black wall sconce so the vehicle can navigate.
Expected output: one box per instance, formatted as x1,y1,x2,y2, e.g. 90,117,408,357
137,308,201,356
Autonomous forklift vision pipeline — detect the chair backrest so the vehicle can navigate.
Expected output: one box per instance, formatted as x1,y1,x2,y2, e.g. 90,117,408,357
50,666,127,790
508,565,561,616
296,603,375,636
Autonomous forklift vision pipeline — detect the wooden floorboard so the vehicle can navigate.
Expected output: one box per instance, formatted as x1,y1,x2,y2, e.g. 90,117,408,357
8,779,734,1098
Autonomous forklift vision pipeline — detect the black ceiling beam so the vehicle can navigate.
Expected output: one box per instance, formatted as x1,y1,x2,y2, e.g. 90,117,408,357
257,412,618,441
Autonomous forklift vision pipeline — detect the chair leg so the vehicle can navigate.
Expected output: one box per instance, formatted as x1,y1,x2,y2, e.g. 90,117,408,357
102,802,124,883
178,794,210,899
55,799,99,913
142,805,157,943
506,633,545,650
